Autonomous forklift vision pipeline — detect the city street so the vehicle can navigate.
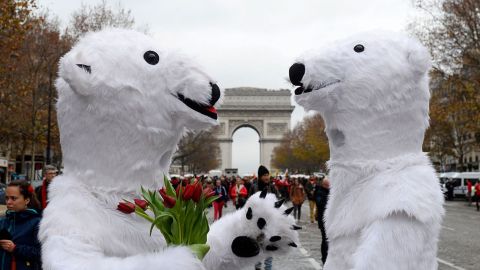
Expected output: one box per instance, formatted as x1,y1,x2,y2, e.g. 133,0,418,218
208,199,480,270
0,198,477,269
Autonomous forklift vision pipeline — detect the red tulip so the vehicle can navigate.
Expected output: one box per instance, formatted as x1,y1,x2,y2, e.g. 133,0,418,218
159,188,176,208
192,182,203,203
134,199,148,210
117,201,136,214
203,187,215,199
182,184,195,201
175,184,182,197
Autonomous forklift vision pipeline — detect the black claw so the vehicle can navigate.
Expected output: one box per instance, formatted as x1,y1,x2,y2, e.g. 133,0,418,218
266,245,278,251
288,242,298,248
274,199,285,208
231,236,260,257
269,236,281,242
284,207,294,215
259,188,268,199
257,218,266,230
246,207,252,220
291,225,302,230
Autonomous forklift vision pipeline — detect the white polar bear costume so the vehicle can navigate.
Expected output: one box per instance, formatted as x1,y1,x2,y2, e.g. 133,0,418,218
290,31,444,270
39,28,298,270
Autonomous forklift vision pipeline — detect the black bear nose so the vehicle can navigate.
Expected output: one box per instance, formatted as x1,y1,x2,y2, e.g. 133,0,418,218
209,83,221,106
289,63,305,86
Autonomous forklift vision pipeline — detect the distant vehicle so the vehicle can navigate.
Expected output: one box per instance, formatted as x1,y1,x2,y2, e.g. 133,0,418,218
439,172,480,197
224,168,238,178
313,172,326,178
290,174,309,179
208,170,222,178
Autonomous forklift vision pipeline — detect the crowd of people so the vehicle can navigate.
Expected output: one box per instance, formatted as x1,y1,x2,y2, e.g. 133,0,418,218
444,179,480,211
170,165,331,270
170,167,330,223
0,164,333,270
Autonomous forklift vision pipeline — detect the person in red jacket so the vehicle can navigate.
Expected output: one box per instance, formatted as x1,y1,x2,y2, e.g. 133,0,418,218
466,180,473,206
212,179,228,220
34,165,58,212
474,181,480,211
230,176,248,209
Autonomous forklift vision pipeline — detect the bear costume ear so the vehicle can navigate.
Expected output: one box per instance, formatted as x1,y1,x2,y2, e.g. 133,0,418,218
58,53,96,96
406,39,432,79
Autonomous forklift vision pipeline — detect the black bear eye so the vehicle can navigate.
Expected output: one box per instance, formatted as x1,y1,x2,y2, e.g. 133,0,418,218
354,44,364,53
143,50,159,65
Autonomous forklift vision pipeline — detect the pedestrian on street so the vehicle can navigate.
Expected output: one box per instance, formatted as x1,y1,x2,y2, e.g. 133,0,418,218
35,165,58,213
474,181,480,211
305,177,317,223
230,177,248,209
446,180,455,201
243,176,252,198
275,176,289,201
250,165,277,196
212,179,228,220
466,180,472,206
315,178,330,265
0,180,42,270
253,165,274,270
290,178,305,222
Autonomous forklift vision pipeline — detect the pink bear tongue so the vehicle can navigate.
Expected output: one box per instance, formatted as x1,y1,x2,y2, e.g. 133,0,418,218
206,106,217,113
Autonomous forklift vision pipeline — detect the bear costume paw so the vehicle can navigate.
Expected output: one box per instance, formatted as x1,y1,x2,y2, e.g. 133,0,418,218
203,190,299,270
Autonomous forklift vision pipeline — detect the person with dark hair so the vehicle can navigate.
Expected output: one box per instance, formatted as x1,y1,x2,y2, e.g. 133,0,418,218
290,178,305,222
252,165,275,270
305,177,317,223
250,165,277,196
314,178,330,265
212,179,228,220
35,165,58,211
0,180,42,270
230,177,248,209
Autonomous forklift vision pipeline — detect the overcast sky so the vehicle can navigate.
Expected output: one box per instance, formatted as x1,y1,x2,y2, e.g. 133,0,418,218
38,0,417,175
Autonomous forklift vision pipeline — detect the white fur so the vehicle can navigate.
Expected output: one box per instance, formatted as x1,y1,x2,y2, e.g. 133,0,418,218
294,31,444,270
204,193,299,270
40,29,297,270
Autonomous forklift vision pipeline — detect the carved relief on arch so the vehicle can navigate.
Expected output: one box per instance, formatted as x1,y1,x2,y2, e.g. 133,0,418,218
267,123,288,135
229,119,264,138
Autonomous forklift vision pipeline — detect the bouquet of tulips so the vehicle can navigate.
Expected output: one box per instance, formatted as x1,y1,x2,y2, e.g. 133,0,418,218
123,176,218,260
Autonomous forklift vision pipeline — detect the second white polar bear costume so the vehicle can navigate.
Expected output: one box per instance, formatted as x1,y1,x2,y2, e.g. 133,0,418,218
291,32,444,270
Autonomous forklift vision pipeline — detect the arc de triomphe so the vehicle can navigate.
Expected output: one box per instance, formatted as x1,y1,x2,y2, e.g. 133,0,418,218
215,87,294,171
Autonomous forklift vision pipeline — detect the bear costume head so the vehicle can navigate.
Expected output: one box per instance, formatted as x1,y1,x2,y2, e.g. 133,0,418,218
56,28,221,191
290,31,431,162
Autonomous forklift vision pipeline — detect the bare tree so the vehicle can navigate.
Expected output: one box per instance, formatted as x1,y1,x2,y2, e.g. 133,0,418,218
65,0,138,41
172,129,221,174
411,0,480,72
411,0,480,171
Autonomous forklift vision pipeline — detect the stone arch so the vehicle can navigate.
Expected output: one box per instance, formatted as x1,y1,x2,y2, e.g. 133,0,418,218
229,121,263,138
215,87,294,172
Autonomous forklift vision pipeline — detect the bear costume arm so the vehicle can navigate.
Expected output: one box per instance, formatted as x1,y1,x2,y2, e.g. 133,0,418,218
41,235,205,270
346,212,439,270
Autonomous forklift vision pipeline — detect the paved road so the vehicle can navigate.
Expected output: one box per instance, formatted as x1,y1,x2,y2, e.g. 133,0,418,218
0,198,477,269
208,199,480,270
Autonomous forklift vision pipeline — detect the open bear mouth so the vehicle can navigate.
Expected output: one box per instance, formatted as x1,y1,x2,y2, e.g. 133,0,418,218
177,94,218,120
295,79,341,95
